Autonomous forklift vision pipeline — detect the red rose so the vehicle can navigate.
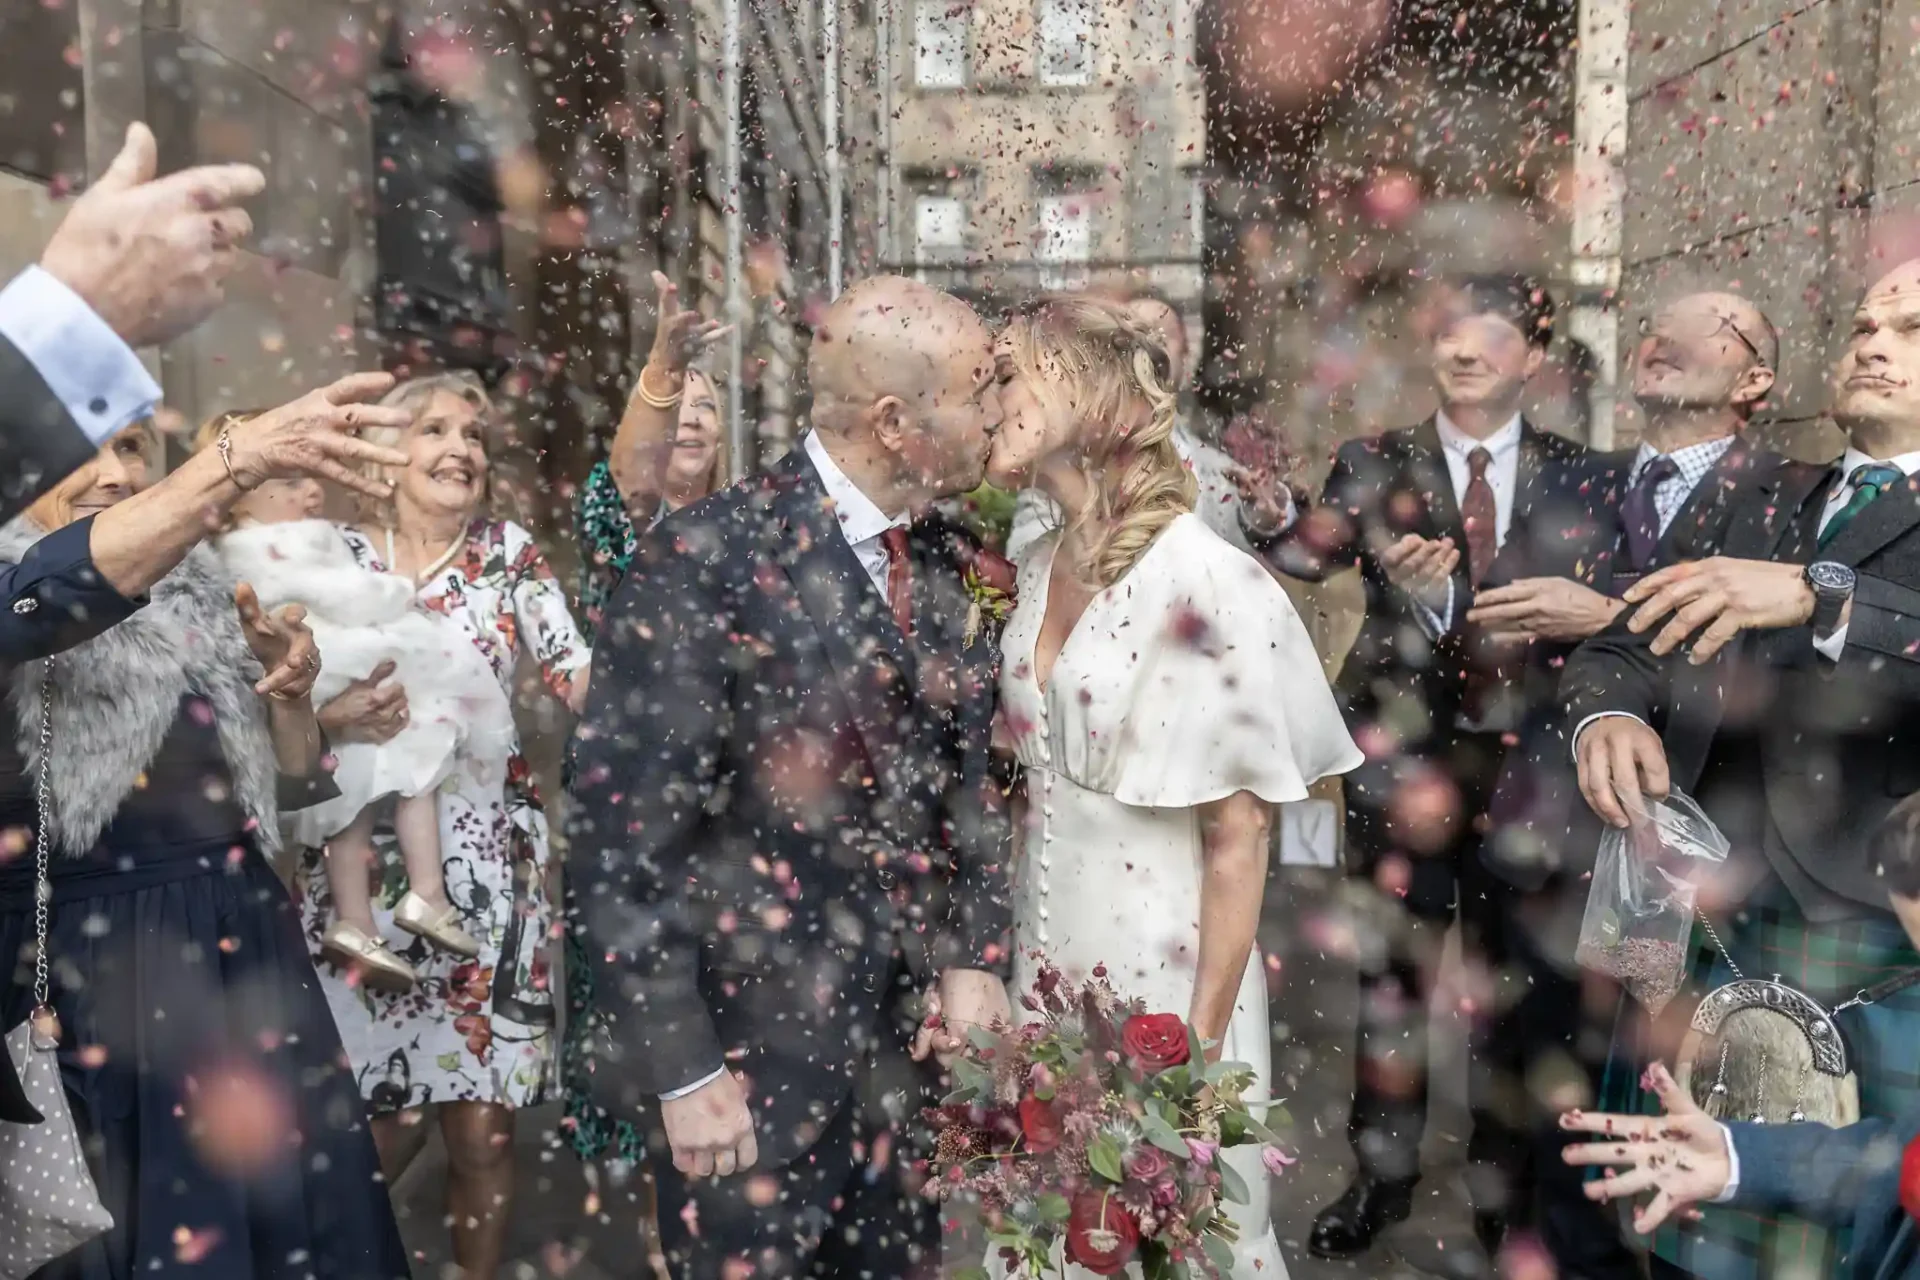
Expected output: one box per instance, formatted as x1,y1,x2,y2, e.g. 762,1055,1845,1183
1902,1135,1920,1222
1121,1013,1191,1070
1065,1190,1140,1275
1018,1093,1063,1155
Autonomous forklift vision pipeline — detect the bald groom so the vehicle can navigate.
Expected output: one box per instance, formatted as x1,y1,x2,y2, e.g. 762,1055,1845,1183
568,277,1014,1278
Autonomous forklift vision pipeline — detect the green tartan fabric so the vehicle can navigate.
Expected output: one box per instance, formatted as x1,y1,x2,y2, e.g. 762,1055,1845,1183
1596,883,1920,1280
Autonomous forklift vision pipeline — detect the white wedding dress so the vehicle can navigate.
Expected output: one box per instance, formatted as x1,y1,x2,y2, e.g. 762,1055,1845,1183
996,514,1362,1279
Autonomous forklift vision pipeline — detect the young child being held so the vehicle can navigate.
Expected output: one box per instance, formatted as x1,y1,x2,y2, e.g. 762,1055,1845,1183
201,414,514,993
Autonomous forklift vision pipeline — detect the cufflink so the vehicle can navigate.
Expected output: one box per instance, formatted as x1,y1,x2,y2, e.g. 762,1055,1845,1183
12,597,36,614
87,397,108,416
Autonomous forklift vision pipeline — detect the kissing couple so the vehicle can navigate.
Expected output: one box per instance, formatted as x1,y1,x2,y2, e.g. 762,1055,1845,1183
567,278,1361,1278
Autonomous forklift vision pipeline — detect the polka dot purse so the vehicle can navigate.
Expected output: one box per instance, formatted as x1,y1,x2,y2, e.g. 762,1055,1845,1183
0,661,111,1279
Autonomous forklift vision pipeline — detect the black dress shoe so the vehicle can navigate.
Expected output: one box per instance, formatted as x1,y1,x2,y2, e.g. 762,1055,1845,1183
1308,1174,1418,1259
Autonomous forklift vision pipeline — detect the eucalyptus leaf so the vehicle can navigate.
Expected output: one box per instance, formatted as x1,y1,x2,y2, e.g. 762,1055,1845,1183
1141,1111,1191,1157
941,1085,979,1105
1088,1133,1124,1183
1215,1156,1249,1206
953,1269,991,1280
966,1024,1000,1052
1036,1192,1071,1223
1201,1233,1235,1276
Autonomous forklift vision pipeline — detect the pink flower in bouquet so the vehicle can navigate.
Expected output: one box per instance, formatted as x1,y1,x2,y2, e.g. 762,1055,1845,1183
1124,1145,1171,1185
1120,1013,1190,1070
1185,1138,1218,1166
1150,1178,1181,1207
1262,1146,1298,1176
1066,1191,1140,1275
1018,1093,1064,1155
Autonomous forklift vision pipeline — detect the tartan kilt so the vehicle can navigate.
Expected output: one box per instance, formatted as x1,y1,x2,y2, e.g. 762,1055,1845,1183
1595,885,1920,1280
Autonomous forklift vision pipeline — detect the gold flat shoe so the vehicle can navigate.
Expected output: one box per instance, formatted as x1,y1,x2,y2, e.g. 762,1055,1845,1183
319,922,417,993
393,891,482,959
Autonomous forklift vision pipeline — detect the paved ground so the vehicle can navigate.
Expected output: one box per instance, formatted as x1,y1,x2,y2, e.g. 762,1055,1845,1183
389,866,1482,1278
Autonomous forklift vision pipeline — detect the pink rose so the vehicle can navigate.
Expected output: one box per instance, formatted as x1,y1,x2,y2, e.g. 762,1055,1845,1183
1124,1146,1170,1184
1185,1138,1217,1166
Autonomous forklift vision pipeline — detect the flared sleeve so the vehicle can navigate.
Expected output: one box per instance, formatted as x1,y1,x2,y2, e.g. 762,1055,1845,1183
1110,527,1362,809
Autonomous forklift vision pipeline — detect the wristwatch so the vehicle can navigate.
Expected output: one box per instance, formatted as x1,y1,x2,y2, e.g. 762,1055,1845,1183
1803,560,1856,638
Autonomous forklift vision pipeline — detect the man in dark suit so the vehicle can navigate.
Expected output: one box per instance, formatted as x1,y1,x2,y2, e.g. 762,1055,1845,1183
568,276,1013,1278
0,121,261,524
1566,258,1920,1280
1472,291,1791,1278
1264,276,1628,1264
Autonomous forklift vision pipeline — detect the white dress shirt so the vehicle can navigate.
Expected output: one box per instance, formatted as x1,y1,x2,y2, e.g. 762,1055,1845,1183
1627,435,1740,535
661,432,906,1102
0,266,161,443
1418,410,1525,634
804,429,910,596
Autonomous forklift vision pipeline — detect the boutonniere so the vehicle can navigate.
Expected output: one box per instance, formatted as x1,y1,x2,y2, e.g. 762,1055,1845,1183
961,547,1018,648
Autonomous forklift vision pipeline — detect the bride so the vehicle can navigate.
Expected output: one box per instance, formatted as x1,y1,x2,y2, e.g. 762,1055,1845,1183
986,297,1362,1277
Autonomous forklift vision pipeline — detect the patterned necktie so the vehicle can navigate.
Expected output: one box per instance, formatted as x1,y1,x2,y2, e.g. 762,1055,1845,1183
1621,454,1680,571
1818,463,1905,548
879,526,914,634
1460,446,1498,587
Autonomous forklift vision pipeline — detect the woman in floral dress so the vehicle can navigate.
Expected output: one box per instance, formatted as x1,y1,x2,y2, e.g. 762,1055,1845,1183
296,371,590,1279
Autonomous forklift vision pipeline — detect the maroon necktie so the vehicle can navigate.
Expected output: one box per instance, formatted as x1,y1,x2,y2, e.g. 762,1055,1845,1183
879,526,913,635
1461,446,1498,587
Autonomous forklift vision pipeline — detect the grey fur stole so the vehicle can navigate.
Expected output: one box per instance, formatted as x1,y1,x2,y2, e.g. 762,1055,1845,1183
0,518,280,857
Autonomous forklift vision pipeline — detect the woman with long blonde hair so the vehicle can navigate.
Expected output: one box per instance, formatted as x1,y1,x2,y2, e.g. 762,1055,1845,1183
985,296,1363,1278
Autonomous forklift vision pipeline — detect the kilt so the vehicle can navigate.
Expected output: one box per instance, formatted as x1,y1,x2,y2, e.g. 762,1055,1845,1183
1595,881,1920,1280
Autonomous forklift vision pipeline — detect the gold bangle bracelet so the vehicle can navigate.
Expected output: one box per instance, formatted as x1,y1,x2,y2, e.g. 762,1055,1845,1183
635,364,682,410
216,425,258,492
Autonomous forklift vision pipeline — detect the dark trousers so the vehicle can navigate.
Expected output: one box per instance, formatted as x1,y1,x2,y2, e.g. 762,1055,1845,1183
1472,873,1644,1276
650,964,940,1279
1342,729,1509,1187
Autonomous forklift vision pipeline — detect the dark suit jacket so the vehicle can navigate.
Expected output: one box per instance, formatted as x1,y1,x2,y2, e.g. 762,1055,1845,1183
0,516,145,1125
1728,1113,1920,1279
1563,455,1920,914
566,449,1012,1166
0,334,102,526
1268,417,1622,855
1485,438,1792,888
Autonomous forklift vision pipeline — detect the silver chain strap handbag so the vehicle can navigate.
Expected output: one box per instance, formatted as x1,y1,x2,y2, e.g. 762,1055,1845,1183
0,658,113,1279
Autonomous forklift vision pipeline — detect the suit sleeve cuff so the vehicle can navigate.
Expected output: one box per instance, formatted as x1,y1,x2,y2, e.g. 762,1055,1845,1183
1712,1121,1740,1202
1412,579,1454,638
660,1066,727,1100
1569,711,1648,762
0,267,161,443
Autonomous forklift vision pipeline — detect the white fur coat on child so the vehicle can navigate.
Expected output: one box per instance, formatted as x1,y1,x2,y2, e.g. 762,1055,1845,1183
217,519,515,847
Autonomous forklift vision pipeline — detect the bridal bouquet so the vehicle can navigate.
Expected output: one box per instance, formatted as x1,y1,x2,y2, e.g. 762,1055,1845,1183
926,961,1290,1278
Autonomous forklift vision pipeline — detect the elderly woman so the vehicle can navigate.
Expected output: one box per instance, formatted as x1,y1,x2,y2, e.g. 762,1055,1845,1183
573,270,731,641
298,370,591,1279
0,394,414,1279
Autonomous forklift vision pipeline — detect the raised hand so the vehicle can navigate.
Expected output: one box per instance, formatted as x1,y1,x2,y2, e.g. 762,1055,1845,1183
236,583,321,700
1624,557,1817,662
223,374,413,499
37,123,266,349
1467,576,1624,644
660,1069,758,1178
1561,1063,1730,1233
645,270,732,381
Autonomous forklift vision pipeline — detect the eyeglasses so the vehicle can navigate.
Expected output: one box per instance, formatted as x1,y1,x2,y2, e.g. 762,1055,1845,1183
1638,312,1768,367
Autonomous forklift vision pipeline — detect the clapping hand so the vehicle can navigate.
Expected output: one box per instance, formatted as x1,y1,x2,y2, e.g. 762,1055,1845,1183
38,123,265,349
223,374,413,498
236,583,320,701
1378,533,1459,613
1562,1063,1727,1233
1468,576,1624,644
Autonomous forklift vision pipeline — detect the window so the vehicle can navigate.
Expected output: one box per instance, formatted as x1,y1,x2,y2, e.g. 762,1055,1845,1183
915,195,966,262
1037,0,1093,87
1036,194,1092,290
915,2,967,88
1186,174,1206,257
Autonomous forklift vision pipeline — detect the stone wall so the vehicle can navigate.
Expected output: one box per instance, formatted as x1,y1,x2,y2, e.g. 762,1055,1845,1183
1620,0,1917,460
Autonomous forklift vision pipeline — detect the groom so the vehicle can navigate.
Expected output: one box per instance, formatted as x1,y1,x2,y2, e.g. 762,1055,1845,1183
568,276,1015,1277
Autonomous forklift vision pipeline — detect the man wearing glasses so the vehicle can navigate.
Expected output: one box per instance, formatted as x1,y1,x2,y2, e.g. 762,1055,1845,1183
1465,291,1797,1280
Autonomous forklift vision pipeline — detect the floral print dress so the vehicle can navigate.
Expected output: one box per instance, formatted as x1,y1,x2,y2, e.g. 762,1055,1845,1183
297,518,591,1112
